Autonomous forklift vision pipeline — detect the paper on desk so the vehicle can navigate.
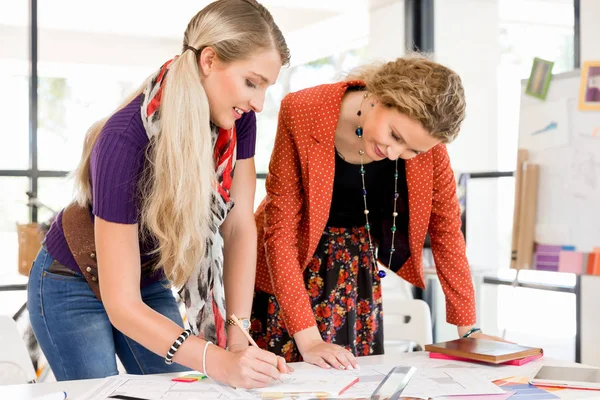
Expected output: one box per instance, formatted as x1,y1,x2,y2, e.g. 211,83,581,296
400,368,505,398
307,361,515,399
78,361,513,400
251,369,359,395
338,363,399,398
396,351,546,382
436,392,515,400
78,364,398,400
322,362,506,399
79,374,248,400
250,362,398,398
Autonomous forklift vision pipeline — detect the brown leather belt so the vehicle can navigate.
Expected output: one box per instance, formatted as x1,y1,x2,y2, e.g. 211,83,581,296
62,203,156,302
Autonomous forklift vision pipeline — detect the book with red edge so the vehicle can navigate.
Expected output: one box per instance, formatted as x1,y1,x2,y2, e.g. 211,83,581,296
429,350,543,365
424,338,543,364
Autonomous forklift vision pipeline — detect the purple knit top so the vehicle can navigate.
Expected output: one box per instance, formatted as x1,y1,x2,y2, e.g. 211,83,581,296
45,95,257,285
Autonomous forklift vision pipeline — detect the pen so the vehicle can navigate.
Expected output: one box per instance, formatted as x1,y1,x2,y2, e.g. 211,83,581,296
230,314,293,374
108,395,151,400
230,314,259,347
33,392,67,400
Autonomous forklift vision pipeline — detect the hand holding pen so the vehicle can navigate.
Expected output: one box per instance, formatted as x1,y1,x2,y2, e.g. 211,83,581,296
229,314,293,374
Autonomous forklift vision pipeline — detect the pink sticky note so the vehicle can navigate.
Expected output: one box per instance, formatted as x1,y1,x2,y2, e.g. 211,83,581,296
172,377,198,382
558,251,583,274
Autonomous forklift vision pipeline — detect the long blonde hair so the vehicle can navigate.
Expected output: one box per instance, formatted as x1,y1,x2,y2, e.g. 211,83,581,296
72,0,289,287
347,53,466,143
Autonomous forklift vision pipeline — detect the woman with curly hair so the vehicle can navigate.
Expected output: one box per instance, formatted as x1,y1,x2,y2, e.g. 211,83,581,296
251,55,499,369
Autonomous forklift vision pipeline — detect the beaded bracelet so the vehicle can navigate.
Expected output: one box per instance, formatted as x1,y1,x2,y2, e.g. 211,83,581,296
462,327,482,338
165,329,192,365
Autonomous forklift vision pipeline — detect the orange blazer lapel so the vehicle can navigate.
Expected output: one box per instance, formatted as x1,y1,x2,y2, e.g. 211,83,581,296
302,86,342,267
402,152,434,287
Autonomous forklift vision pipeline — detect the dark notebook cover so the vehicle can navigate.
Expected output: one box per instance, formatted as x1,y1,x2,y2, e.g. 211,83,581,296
424,338,543,364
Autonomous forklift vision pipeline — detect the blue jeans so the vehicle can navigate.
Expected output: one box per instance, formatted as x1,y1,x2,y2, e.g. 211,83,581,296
27,246,190,381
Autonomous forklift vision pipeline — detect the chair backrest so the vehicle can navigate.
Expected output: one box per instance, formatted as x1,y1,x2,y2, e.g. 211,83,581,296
383,299,433,350
0,315,36,384
379,267,433,351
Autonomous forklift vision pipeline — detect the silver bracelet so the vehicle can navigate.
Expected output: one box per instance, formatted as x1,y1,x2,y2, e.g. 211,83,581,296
165,329,192,365
203,341,213,378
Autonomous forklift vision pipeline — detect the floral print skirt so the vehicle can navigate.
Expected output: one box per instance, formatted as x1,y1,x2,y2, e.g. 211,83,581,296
250,226,384,362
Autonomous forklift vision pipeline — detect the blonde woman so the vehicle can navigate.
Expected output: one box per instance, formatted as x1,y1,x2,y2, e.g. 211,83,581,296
252,55,501,369
27,0,290,388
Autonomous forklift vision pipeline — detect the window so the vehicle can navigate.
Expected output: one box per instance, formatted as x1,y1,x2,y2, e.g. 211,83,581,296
491,0,576,359
494,0,575,270
37,75,133,172
498,0,575,170
0,1,29,170
254,49,367,208
0,178,30,277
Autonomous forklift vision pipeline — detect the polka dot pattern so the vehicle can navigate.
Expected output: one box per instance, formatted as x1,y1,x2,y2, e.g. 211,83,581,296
254,81,476,336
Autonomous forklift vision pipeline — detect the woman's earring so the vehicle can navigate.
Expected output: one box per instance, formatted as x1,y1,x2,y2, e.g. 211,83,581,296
371,103,375,107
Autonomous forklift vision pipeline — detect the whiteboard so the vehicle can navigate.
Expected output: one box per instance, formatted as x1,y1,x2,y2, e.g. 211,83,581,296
518,70,600,252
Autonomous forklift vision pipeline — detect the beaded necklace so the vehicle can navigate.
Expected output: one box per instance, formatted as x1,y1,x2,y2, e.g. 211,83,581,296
355,95,399,278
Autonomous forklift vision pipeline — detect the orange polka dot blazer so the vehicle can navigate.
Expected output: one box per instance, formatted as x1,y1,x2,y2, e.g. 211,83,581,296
254,81,476,336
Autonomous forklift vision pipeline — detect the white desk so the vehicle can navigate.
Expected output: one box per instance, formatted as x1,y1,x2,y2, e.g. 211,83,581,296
1,352,598,400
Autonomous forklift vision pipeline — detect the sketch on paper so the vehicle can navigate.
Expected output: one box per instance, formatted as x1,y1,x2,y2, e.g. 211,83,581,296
519,99,570,151
569,150,600,199
531,121,558,136
580,125,600,138
569,98,600,138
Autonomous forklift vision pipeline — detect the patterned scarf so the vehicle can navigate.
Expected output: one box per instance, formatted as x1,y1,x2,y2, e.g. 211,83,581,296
140,59,236,348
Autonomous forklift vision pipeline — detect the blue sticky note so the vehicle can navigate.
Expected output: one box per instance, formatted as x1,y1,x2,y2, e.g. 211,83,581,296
502,383,559,399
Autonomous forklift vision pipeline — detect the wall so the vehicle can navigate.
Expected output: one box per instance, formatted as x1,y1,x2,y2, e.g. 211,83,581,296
435,0,501,269
434,0,500,173
580,0,600,61
367,0,405,61
0,26,179,72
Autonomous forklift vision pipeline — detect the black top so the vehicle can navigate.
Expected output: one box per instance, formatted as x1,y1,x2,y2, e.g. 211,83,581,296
326,151,411,269
327,150,393,228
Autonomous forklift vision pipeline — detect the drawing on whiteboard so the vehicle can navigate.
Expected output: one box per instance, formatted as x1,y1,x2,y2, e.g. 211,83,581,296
577,125,599,138
569,97,600,138
531,121,558,135
570,150,600,199
518,99,569,151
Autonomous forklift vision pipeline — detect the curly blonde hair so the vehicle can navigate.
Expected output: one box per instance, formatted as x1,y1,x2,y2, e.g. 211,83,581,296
348,54,466,143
